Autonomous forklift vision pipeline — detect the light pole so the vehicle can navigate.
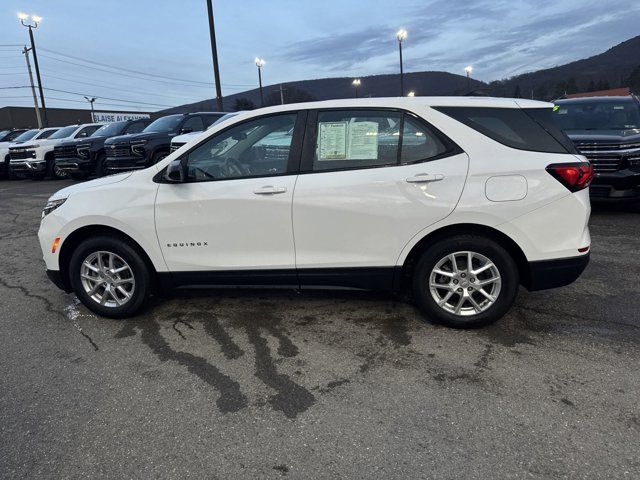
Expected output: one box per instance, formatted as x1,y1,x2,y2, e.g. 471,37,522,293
84,96,97,121
396,28,407,97
255,57,265,107
352,78,361,98
22,45,42,128
205,0,224,111
465,65,473,92
18,12,48,126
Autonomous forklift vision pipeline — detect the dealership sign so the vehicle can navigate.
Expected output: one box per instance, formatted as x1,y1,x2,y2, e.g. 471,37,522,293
92,112,151,122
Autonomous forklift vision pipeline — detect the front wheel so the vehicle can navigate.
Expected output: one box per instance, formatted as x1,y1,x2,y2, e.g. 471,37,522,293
69,236,152,318
412,235,519,328
47,158,69,180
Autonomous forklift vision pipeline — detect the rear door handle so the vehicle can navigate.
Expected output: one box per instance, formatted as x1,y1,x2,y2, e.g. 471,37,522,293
253,185,287,195
406,173,445,183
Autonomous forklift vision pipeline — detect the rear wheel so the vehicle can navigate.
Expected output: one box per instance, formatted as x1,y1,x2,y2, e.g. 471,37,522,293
412,235,519,328
69,236,152,318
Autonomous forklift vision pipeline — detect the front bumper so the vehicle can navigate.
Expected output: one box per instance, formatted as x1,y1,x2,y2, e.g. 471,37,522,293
104,154,149,172
10,159,46,174
46,269,71,292
55,156,94,173
590,169,640,201
524,253,590,291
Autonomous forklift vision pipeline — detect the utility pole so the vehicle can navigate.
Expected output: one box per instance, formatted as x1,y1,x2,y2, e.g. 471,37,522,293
22,46,42,128
279,84,285,105
19,13,48,126
206,0,224,111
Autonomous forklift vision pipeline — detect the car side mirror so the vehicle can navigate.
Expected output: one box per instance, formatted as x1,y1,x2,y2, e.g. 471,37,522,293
180,127,193,134
164,158,186,183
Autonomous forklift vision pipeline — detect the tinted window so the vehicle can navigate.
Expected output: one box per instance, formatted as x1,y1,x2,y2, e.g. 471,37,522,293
36,129,58,139
49,126,78,139
553,100,640,131
526,108,578,154
124,120,147,134
3,130,26,141
12,129,39,142
181,116,205,133
401,116,447,164
75,125,101,138
143,115,183,133
313,110,401,171
186,113,297,182
435,106,568,153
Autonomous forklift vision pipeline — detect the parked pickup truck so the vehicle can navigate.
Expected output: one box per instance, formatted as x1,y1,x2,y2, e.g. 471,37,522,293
169,112,241,154
1,127,59,178
104,112,225,174
10,123,104,179
54,119,151,179
554,95,640,202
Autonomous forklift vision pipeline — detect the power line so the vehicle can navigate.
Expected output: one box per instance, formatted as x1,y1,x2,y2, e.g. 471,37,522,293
42,87,173,107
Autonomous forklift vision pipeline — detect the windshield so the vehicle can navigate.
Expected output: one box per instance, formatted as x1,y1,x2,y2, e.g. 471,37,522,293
36,128,58,139
91,122,126,137
554,100,640,130
12,129,39,142
49,125,78,139
143,115,182,133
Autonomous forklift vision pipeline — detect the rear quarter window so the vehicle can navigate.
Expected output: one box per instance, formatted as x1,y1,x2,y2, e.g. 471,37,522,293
434,106,571,154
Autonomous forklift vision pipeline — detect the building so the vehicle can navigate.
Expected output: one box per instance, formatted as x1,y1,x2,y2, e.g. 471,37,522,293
0,106,157,129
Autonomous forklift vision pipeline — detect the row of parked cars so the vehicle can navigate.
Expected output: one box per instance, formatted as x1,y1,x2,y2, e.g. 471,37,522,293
0,111,233,180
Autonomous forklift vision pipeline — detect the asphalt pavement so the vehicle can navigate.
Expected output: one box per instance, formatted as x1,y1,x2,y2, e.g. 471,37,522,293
1,178,639,479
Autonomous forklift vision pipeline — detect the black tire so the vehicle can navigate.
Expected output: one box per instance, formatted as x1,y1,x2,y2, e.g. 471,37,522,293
412,235,519,328
49,159,69,180
95,153,107,177
2,156,10,179
69,236,152,319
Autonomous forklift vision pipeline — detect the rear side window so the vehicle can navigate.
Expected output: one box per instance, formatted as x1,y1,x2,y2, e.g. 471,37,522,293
313,110,401,171
435,106,571,153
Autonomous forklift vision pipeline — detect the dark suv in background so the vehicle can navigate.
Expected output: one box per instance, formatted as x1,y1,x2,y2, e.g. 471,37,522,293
54,118,151,178
103,112,225,174
554,96,640,202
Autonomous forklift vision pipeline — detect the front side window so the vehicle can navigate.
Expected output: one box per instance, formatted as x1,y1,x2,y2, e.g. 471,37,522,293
181,116,205,133
313,110,401,171
435,106,569,153
185,113,297,182
36,128,58,139
75,125,101,138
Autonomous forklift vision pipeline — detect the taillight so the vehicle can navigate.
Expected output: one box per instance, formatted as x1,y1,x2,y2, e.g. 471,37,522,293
545,162,594,192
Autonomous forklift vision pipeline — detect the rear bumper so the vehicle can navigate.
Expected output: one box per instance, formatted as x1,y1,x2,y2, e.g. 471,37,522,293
524,253,590,291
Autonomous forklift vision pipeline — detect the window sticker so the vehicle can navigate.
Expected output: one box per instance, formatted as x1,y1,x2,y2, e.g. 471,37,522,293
348,121,379,159
318,122,348,160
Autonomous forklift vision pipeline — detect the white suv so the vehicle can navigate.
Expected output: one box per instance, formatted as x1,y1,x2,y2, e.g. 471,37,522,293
38,97,592,328
10,123,104,179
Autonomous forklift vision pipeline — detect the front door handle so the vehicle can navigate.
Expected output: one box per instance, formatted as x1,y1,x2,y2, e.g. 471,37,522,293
253,185,287,195
406,173,445,183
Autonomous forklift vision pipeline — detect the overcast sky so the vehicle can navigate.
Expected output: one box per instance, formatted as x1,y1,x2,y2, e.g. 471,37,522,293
1,0,639,111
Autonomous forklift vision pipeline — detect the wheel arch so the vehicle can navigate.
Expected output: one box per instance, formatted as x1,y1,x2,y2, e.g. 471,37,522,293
58,224,158,292
397,223,530,291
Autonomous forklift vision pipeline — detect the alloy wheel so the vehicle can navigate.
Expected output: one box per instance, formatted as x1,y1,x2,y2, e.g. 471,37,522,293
429,251,501,316
80,251,136,307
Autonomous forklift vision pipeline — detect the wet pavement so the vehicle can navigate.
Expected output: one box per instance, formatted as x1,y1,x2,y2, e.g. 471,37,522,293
1,179,639,479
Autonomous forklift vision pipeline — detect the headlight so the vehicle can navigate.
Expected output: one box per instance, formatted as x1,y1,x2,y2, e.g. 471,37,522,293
77,144,91,159
131,140,147,156
27,144,40,149
42,198,67,218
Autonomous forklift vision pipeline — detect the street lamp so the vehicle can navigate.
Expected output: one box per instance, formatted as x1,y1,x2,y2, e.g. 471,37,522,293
465,65,473,92
352,78,361,98
255,57,265,107
18,12,48,126
396,28,407,96
84,96,97,120
407,91,415,97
